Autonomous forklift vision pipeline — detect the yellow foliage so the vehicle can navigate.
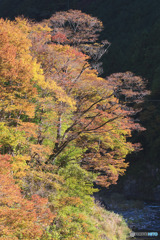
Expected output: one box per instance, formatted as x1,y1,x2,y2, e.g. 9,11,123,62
11,155,31,178
0,18,45,119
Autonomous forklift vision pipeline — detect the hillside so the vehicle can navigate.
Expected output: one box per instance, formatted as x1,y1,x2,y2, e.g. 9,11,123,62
0,0,160,88
1,0,160,91
0,0,160,201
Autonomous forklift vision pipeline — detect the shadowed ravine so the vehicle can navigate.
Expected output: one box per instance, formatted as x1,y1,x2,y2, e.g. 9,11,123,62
95,192,160,232
113,202,160,231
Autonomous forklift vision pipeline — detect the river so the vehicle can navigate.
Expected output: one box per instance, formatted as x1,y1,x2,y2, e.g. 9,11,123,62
112,202,160,231
95,192,160,238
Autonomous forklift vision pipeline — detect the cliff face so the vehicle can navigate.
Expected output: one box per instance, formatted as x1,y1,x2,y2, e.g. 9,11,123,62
0,0,160,201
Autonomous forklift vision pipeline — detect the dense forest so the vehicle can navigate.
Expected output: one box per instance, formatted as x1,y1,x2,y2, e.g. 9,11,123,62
0,0,160,200
0,0,160,239
0,9,150,239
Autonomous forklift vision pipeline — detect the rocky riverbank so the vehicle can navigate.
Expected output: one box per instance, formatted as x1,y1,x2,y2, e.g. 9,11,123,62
95,192,160,233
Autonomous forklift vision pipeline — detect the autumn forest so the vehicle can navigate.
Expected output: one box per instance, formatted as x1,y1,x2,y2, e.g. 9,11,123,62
0,8,152,240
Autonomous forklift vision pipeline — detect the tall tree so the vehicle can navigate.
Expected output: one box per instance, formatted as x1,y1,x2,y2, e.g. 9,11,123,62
48,9,103,44
30,27,149,187
45,10,110,74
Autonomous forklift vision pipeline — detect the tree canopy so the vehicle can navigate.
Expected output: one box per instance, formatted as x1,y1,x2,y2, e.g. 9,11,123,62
0,13,148,239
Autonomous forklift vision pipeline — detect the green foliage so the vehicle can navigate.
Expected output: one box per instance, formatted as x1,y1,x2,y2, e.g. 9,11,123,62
58,162,97,199
55,144,87,168
0,15,137,239
0,122,28,154
42,162,130,240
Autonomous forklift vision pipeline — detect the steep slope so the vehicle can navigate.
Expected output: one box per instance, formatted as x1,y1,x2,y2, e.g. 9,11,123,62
1,0,160,91
0,0,160,200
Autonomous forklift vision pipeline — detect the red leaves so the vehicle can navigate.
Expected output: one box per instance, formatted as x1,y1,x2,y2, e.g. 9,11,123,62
0,154,55,239
106,72,150,104
48,10,103,45
0,15,150,191
34,30,149,187
51,32,67,44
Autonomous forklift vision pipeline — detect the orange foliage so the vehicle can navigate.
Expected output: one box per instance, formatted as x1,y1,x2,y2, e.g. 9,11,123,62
59,197,82,207
0,18,44,120
51,32,67,44
0,154,55,239
29,25,149,187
